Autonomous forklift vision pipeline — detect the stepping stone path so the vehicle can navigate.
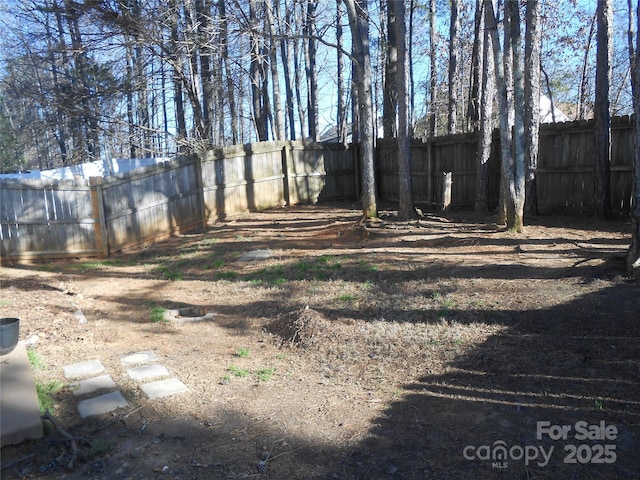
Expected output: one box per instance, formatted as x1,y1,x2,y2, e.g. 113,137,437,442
63,351,189,419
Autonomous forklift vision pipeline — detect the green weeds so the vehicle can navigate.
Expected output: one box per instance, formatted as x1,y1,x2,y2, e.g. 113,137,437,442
28,349,46,370
357,259,379,273
150,306,168,323
207,259,225,269
36,380,64,414
255,368,275,381
215,271,238,280
156,264,183,281
199,237,218,247
337,293,356,302
227,365,275,382
66,260,120,271
249,264,286,285
236,347,250,358
228,365,249,378
26,349,63,414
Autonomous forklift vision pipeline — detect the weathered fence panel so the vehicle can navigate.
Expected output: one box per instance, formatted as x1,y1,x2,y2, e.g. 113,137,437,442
378,116,633,213
198,141,354,224
286,143,325,205
0,179,97,260
318,143,358,200
379,132,487,208
535,116,633,213
198,141,335,223
100,158,203,253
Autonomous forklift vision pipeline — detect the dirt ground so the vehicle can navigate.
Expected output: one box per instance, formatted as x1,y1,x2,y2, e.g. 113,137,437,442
1,202,639,480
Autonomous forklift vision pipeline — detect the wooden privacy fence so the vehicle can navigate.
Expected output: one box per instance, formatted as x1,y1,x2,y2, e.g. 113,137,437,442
0,117,635,261
378,115,634,213
0,141,357,262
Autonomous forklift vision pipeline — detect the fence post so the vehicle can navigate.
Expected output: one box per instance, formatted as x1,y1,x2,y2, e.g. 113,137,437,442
353,143,361,200
89,177,109,258
194,153,208,228
427,139,434,206
281,143,291,206
441,172,452,211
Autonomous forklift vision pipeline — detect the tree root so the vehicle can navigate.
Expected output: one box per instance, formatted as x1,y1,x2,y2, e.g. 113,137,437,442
41,411,87,470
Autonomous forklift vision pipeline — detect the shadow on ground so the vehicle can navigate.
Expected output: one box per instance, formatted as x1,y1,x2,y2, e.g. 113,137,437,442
333,282,640,480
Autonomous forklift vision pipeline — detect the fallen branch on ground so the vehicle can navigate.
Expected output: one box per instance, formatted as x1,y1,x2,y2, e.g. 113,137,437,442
42,411,87,470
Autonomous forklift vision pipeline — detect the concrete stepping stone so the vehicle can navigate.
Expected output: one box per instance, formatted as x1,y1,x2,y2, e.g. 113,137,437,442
70,375,117,396
77,391,128,418
0,345,43,446
121,351,158,366
127,364,170,381
140,378,189,400
237,249,272,262
63,359,104,379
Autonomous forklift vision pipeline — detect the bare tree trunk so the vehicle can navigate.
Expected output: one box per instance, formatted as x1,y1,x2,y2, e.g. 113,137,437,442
183,1,207,143
447,0,459,134
304,1,319,141
133,5,151,157
277,0,296,140
628,0,636,101
65,0,99,160
47,6,69,163
427,0,437,137
498,0,514,225
467,0,483,132
383,1,398,139
578,13,596,120
125,39,136,158
627,0,640,274
485,0,513,227
169,0,187,151
261,26,274,140
266,0,284,140
351,57,360,143
160,59,169,151
408,0,415,131
213,50,225,146
219,0,238,144
524,0,541,216
392,0,414,219
594,0,613,219
336,0,347,143
197,0,214,145
508,0,525,232
475,3,494,212
343,0,377,219
249,0,268,141
293,10,306,140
